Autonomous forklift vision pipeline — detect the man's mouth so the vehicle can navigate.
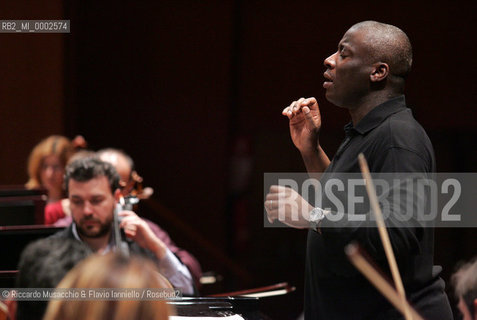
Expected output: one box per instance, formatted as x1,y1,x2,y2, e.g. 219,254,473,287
323,72,333,89
323,72,333,82
82,219,100,226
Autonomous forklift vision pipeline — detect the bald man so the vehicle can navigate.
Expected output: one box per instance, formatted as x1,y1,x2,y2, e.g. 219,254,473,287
97,148,137,197
266,21,452,319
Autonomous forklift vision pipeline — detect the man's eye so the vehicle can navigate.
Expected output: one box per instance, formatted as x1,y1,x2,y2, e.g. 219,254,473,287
71,200,83,206
339,46,349,57
90,199,103,205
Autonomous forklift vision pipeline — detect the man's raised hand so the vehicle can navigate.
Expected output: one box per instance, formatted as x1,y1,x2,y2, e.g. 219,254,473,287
282,97,322,154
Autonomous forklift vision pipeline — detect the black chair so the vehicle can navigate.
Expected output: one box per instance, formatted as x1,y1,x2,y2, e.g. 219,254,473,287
0,186,47,225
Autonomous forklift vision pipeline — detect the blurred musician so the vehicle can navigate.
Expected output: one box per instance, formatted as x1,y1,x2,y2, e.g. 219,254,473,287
51,157,195,294
452,257,477,320
25,135,86,224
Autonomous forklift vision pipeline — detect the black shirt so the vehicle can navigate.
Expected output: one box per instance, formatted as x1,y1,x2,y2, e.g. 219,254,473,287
304,96,452,319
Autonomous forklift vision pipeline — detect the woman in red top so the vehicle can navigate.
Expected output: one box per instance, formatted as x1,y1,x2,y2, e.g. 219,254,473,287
26,135,86,224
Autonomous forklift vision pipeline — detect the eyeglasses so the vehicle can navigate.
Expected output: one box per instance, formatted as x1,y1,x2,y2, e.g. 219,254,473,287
41,164,63,172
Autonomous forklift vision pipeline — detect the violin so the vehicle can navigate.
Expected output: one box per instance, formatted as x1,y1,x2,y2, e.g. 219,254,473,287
113,170,154,256
119,170,154,210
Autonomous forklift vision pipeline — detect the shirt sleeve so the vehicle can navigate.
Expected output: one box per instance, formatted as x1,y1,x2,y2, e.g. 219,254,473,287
158,248,194,295
145,219,202,288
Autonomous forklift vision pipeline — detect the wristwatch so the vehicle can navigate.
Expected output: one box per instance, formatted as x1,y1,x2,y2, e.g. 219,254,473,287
309,207,326,232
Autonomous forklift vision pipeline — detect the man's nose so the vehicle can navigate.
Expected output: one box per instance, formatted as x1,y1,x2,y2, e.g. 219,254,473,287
84,202,94,215
324,52,336,69
44,167,54,177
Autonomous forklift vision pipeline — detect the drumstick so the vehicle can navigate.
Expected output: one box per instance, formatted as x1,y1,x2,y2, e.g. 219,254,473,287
345,243,424,320
358,153,412,320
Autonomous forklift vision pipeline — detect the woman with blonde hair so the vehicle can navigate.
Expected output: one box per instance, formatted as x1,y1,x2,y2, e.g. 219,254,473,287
25,135,86,224
43,253,173,320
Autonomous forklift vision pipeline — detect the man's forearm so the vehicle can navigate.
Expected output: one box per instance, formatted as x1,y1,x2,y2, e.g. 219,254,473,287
301,145,330,177
158,249,195,295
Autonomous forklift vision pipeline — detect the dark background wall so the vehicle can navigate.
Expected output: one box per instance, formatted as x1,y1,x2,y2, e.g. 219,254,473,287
1,1,476,318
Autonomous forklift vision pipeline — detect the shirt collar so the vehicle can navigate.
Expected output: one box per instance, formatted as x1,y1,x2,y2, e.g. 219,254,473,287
71,222,113,254
71,222,82,241
349,95,407,135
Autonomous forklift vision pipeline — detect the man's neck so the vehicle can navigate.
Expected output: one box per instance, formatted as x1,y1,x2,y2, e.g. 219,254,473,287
79,230,112,253
347,91,401,126
48,188,63,203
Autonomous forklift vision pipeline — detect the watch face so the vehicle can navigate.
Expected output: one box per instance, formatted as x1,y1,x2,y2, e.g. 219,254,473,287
310,208,323,222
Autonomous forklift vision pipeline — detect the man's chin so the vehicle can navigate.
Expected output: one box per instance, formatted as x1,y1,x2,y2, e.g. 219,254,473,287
324,93,347,109
77,225,110,238
324,91,335,104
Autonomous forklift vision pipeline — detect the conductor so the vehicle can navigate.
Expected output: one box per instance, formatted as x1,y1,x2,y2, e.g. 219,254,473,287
265,21,453,319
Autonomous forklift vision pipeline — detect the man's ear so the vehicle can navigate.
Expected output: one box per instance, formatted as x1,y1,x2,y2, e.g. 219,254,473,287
370,62,389,82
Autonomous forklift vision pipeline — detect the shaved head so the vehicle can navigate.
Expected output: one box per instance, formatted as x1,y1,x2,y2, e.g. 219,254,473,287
323,20,413,107
350,21,412,80
97,148,135,195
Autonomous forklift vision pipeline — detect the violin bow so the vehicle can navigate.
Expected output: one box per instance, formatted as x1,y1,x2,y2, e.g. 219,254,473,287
357,153,414,320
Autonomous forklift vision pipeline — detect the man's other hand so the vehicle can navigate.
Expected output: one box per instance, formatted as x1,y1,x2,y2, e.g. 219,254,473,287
265,185,313,229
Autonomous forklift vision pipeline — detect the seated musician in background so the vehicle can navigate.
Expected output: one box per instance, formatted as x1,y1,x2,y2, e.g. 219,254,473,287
97,148,151,199
44,253,173,320
51,157,195,295
452,257,477,320
25,135,87,224
97,148,203,289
